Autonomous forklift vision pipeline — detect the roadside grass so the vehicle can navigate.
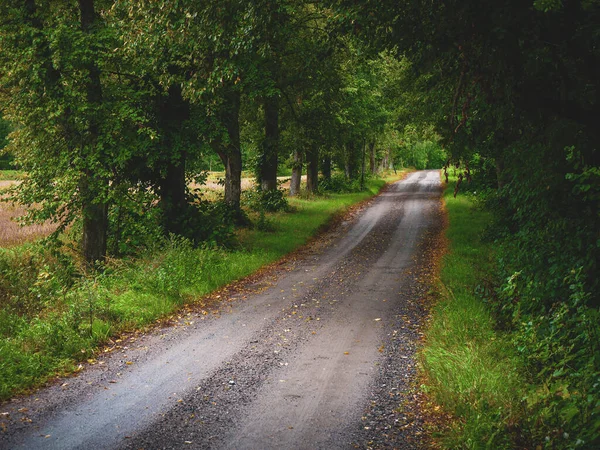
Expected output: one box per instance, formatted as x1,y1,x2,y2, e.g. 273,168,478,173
0,171,406,400
420,180,526,448
0,170,24,180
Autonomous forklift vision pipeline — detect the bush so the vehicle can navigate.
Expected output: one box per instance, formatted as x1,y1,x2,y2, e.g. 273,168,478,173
498,268,600,448
318,173,364,193
183,200,236,246
242,187,289,213
108,188,163,256
0,244,76,317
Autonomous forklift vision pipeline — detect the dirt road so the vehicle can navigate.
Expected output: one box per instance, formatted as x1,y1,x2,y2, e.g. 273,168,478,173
1,170,443,450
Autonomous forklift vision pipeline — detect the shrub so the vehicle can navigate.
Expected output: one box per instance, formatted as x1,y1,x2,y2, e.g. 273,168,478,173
318,173,364,193
0,244,76,317
242,186,289,213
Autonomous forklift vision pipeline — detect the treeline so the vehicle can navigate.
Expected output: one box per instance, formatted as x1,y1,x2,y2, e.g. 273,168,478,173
343,0,600,446
0,1,444,265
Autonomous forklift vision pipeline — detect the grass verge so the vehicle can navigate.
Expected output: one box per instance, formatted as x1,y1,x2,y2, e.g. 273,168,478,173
0,170,24,180
420,180,526,448
0,171,407,400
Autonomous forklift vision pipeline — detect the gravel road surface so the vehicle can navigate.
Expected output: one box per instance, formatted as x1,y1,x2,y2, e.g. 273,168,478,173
1,170,443,450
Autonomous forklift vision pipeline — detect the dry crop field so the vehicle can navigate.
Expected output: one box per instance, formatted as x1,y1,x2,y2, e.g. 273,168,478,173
0,173,293,248
0,180,57,247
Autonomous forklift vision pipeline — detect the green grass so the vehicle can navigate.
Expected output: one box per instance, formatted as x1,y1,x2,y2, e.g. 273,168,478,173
0,170,25,180
420,181,526,449
0,172,405,400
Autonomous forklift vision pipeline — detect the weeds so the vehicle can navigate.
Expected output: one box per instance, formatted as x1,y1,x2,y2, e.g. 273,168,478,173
0,170,24,181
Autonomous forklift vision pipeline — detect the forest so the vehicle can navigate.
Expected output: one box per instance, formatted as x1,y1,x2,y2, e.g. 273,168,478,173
1,0,599,448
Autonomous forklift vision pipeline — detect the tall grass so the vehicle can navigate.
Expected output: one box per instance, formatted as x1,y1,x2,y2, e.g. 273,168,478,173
0,202,58,247
0,172,403,400
420,181,526,448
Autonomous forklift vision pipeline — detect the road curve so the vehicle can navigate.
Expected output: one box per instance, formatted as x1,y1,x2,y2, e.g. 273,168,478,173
1,170,442,450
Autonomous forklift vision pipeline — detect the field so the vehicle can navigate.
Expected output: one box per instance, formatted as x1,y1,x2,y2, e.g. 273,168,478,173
0,179,57,247
0,173,300,248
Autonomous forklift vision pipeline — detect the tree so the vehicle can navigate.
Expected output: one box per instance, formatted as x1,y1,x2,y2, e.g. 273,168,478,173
0,115,12,169
210,84,244,220
0,0,125,264
78,0,109,263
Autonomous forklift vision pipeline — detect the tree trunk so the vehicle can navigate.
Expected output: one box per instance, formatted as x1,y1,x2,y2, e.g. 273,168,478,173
158,84,190,235
345,142,358,179
159,157,187,235
215,86,243,221
289,149,302,196
306,145,319,194
360,139,366,190
81,205,108,263
79,0,108,265
495,155,506,189
260,95,279,191
322,155,332,181
220,149,242,213
80,174,108,264
369,141,377,174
